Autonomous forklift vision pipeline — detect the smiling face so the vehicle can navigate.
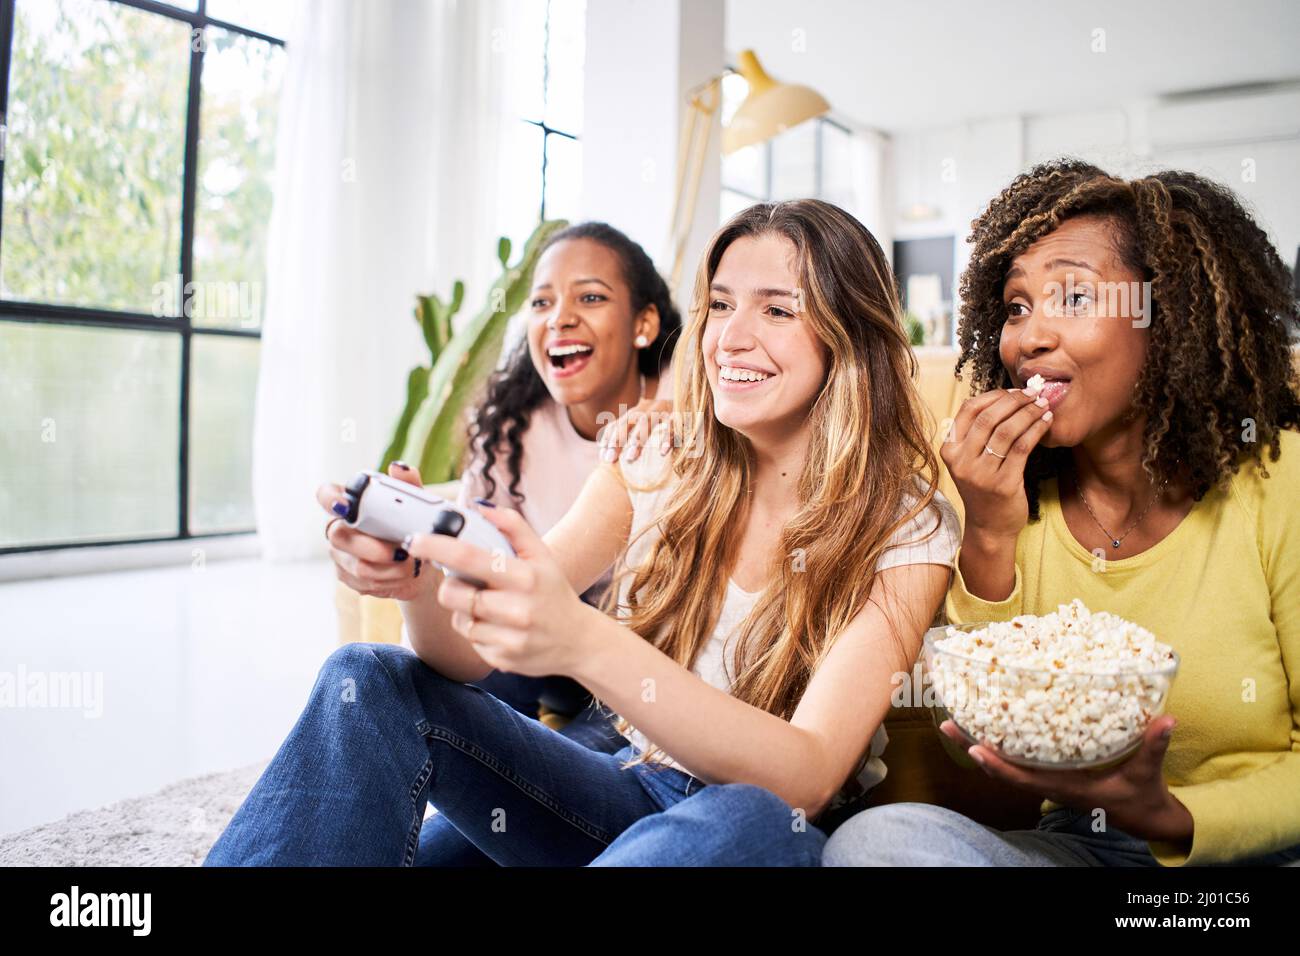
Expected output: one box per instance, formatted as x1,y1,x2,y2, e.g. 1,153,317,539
702,233,830,440
526,237,657,406
999,215,1150,448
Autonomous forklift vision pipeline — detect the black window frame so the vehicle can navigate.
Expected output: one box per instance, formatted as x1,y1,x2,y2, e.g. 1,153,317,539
721,112,854,206
0,0,286,556
527,119,577,223
522,0,580,224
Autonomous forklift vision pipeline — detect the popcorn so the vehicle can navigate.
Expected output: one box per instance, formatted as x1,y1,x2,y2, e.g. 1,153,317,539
1024,373,1046,396
929,600,1177,766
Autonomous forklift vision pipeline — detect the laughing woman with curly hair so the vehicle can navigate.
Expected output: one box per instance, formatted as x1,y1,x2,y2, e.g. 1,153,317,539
824,158,1300,868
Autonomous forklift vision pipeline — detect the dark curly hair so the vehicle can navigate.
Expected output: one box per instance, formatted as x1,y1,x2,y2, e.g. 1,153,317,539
467,221,681,505
957,157,1300,519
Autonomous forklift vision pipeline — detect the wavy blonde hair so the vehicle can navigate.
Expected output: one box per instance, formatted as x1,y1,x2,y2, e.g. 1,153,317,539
595,199,943,769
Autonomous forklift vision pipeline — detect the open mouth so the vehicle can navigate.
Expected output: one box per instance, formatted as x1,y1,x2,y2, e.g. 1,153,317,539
1038,379,1071,409
1024,372,1072,410
547,343,594,378
718,364,777,390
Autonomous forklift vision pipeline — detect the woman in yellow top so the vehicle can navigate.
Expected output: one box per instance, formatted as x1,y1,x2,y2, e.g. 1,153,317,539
824,158,1300,867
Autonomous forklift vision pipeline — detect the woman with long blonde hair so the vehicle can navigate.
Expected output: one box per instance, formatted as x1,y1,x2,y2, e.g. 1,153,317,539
205,199,960,866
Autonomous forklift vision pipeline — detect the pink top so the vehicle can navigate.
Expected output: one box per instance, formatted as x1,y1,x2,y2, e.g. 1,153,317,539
455,398,612,605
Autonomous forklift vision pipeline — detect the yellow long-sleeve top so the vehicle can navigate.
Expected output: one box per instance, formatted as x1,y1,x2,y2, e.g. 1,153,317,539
945,429,1300,867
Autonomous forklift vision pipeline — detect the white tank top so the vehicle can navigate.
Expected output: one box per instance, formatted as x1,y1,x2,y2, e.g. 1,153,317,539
613,424,961,801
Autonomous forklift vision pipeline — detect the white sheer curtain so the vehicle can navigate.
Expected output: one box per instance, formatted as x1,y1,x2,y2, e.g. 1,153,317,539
252,0,523,560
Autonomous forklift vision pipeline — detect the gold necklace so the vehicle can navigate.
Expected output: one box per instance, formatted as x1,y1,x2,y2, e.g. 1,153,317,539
1073,468,1169,550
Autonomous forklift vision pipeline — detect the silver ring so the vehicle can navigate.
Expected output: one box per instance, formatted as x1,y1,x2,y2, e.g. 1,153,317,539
984,444,1008,459
324,516,343,541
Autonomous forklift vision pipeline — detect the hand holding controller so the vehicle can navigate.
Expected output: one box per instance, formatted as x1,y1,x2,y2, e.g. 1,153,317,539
341,470,515,587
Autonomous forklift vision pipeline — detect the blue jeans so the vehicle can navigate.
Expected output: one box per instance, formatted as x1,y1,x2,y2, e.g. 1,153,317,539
468,669,628,754
203,643,825,866
415,668,627,865
822,802,1300,866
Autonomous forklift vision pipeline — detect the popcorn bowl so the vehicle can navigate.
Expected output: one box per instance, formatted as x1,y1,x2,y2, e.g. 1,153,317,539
922,617,1180,771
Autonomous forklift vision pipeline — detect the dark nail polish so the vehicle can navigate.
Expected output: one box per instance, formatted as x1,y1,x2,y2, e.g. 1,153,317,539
473,497,496,508
413,558,422,577
393,547,409,561
393,461,410,470
332,501,348,516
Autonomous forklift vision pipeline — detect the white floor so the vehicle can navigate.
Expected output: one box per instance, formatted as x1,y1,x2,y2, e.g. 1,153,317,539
0,556,341,836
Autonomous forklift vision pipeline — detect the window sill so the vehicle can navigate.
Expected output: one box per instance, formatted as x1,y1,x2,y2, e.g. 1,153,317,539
0,533,262,583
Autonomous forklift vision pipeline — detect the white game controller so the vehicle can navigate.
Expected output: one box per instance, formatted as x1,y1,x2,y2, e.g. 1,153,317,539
341,470,515,587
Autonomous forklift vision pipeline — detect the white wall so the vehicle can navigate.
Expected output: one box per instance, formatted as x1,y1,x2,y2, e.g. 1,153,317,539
1024,87,1300,262
580,0,725,308
888,116,1025,296
886,85,1300,343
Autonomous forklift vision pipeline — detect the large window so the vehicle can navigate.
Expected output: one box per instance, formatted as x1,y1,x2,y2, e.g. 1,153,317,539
497,0,584,255
0,0,286,553
719,70,880,228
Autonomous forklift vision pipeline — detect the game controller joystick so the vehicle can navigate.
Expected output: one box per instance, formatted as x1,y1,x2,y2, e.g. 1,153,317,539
340,470,515,587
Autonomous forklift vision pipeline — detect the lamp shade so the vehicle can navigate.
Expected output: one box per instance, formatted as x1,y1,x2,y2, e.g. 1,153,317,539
722,49,830,154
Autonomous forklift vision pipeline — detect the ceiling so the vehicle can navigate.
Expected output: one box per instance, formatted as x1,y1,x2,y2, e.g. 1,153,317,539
725,0,1300,131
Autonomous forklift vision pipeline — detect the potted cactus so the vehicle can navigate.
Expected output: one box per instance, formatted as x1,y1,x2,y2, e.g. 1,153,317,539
381,218,569,482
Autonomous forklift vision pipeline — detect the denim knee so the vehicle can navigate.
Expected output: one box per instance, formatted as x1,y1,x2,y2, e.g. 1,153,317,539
700,782,797,816
317,642,435,701
693,783,826,865
590,781,824,866
822,802,963,866
308,641,449,733
321,641,419,680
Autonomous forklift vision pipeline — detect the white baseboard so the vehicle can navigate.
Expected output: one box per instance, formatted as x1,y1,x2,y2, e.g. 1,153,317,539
0,533,262,583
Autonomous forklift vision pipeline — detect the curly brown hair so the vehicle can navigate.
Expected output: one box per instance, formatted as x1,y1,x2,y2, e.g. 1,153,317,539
957,157,1300,519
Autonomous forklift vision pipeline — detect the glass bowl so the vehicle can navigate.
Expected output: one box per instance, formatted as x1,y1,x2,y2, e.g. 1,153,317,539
921,622,1180,771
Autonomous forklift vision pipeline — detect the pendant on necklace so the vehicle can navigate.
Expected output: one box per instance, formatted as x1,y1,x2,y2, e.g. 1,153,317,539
1112,539,1121,549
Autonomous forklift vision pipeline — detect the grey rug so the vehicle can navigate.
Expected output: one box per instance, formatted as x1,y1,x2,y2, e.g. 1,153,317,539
0,759,270,867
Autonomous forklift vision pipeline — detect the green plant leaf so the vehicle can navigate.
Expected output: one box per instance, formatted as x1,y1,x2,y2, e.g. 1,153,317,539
379,365,431,471
416,278,467,361
397,219,568,483
416,295,440,360
904,310,927,346
439,280,464,354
